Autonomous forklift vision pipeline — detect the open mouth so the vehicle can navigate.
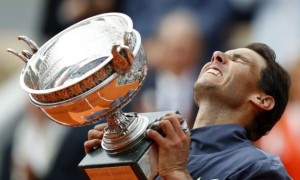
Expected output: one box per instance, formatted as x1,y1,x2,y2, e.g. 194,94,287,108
206,68,222,77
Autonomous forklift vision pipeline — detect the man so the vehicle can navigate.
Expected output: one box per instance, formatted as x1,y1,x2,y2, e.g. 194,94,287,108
84,43,291,179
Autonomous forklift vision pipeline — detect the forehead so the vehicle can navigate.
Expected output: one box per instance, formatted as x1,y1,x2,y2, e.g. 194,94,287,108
226,48,267,69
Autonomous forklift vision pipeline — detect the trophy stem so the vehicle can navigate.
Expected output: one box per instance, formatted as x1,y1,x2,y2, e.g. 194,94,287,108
102,109,149,153
105,110,132,136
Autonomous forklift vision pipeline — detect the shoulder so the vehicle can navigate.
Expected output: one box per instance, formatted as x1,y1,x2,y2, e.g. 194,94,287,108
228,148,291,180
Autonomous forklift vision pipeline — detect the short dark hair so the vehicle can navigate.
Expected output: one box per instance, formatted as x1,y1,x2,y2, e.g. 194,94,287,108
245,43,291,141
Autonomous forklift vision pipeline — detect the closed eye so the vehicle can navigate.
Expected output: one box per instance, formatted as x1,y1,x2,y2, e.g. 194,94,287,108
232,54,249,64
231,53,255,73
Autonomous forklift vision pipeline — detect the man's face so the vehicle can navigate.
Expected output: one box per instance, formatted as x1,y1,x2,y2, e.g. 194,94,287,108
194,48,267,107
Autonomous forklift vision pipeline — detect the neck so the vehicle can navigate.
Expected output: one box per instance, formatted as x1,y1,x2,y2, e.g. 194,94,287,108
193,99,253,129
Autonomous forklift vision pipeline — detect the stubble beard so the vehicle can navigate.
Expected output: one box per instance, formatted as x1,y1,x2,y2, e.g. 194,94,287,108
193,81,220,107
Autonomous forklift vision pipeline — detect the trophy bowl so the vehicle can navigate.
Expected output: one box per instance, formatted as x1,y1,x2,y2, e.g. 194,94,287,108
8,13,149,153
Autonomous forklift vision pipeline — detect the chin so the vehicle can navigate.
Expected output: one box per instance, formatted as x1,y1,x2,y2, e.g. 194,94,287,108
194,81,218,102
194,79,217,91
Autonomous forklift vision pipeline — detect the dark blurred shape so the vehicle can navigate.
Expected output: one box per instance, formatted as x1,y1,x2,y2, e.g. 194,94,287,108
41,0,123,39
0,103,94,180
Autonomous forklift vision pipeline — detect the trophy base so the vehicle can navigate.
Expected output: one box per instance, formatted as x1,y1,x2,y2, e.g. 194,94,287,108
79,111,176,180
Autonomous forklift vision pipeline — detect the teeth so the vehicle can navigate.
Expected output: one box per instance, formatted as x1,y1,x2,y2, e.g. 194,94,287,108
206,68,221,76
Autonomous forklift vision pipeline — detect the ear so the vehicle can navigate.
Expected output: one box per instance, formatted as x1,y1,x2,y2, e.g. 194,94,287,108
250,94,275,111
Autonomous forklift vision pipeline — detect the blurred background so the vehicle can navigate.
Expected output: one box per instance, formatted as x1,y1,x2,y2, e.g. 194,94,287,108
0,0,299,179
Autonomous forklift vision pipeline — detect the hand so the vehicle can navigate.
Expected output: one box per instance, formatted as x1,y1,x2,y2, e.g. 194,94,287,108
84,123,107,154
146,113,192,180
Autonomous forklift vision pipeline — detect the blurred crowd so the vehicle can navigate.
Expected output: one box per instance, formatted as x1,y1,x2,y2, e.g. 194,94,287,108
0,0,299,179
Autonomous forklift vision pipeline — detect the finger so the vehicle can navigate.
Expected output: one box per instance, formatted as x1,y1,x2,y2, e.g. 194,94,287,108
161,115,184,137
159,119,177,139
88,129,104,140
146,129,165,147
164,112,178,117
84,139,101,154
163,113,183,122
94,123,107,131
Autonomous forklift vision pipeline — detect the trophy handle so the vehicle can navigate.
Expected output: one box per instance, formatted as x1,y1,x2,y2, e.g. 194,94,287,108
111,44,134,75
7,35,39,63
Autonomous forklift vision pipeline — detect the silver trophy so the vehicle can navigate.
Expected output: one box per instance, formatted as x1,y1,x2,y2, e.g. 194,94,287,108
8,13,186,179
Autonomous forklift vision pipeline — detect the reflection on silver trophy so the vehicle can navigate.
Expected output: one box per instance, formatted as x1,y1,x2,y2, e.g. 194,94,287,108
8,13,187,179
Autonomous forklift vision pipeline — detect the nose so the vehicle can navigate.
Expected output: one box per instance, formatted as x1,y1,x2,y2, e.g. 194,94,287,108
211,51,227,64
